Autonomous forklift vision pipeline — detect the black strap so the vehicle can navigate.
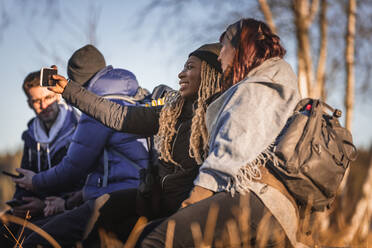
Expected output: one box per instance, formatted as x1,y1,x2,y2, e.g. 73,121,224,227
327,126,357,164
321,101,335,114
146,136,158,171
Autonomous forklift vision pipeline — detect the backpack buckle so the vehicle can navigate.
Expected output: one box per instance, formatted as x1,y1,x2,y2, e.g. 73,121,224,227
333,109,342,118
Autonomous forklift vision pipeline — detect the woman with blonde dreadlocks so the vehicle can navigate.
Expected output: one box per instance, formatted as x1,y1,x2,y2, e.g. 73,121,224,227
137,19,306,248
48,43,223,243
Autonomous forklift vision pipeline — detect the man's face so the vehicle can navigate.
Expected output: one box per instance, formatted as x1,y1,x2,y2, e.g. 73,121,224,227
27,86,60,125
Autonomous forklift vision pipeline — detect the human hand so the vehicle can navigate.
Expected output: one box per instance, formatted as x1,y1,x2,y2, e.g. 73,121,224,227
181,185,214,208
13,168,35,191
12,197,45,218
47,65,68,94
44,196,66,216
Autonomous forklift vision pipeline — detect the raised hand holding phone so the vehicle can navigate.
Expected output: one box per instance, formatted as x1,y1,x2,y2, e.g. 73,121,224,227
40,67,58,87
47,65,69,94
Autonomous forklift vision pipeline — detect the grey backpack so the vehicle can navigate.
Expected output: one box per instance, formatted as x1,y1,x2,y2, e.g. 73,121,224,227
268,98,357,211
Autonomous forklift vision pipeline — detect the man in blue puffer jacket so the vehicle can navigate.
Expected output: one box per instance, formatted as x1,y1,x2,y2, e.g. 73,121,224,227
0,71,81,248
11,71,81,217
14,45,149,247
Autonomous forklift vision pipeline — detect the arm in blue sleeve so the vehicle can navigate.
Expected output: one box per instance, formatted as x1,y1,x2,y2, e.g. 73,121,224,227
32,114,112,193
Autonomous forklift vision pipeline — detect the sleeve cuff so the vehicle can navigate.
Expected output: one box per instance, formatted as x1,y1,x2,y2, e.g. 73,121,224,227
62,80,81,103
193,171,220,192
32,174,42,191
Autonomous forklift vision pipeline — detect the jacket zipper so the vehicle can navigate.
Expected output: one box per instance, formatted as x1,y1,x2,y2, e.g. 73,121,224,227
161,174,170,189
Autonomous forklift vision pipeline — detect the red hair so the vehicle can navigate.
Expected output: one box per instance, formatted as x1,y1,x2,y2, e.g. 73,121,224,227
220,18,286,92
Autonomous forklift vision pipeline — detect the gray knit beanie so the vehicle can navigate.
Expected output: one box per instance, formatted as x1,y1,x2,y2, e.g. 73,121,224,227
67,44,106,86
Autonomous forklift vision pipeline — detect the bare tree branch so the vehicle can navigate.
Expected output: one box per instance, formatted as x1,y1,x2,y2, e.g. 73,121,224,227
86,3,102,45
0,1,11,42
258,0,277,33
307,0,320,25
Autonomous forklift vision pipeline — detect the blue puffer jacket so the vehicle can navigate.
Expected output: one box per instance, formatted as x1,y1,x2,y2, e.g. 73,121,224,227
32,66,149,201
14,103,80,199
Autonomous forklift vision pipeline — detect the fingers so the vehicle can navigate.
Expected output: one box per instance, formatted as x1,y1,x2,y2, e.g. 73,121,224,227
181,199,190,208
22,196,36,202
13,202,32,211
51,65,58,70
12,168,35,191
52,74,66,81
44,198,64,216
12,176,24,184
13,181,30,191
44,206,53,216
45,196,58,201
13,209,27,217
48,74,68,94
15,168,27,174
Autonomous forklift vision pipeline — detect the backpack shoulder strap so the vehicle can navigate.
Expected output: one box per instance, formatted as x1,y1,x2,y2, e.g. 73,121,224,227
102,94,137,104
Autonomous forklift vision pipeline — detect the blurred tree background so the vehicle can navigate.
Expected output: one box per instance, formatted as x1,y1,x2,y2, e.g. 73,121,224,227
0,149,22,210
1,0,371,246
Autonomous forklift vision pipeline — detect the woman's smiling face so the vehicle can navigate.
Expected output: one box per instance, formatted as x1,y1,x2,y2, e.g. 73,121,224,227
178,55,202,99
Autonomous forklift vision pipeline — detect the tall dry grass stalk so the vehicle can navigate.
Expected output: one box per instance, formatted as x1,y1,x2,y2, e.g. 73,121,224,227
238,194,250,248
123,216,147,248
203,203,219,247
98,228,124,248
191,222,203,248
165,219,175,248
226,219,241,248
0,211,61,248
256,211,272,248
2,210,29,247
190,203,220,248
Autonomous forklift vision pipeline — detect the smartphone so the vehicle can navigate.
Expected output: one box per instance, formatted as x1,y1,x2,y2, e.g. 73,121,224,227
2,170,23,179
6,199,26,208
40,67,58,87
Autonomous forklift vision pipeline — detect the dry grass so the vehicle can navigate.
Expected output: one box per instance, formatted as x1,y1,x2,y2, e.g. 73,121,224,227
1,147,371,247
0,211,61,248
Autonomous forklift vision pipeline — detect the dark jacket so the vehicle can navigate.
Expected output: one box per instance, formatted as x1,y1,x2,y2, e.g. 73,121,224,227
33,66,149,201
14,103,80,200
62,81,200,214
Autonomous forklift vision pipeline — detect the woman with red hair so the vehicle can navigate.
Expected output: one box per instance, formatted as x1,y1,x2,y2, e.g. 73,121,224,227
138,19,306,247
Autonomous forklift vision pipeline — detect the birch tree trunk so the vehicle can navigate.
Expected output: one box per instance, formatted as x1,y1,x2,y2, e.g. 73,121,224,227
345,0,356,131
316,0,328,101
292,0,319,98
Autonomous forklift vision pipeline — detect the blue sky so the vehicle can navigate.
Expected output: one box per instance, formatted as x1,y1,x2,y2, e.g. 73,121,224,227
0,0,371,153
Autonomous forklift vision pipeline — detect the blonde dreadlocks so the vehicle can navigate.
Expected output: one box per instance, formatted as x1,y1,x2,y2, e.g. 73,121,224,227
157,61,222,166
